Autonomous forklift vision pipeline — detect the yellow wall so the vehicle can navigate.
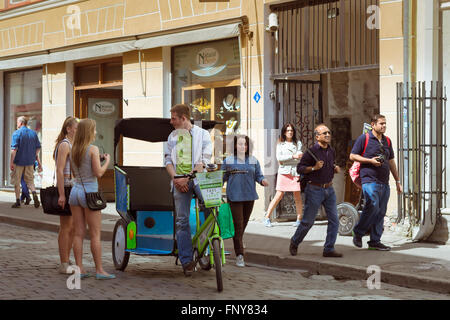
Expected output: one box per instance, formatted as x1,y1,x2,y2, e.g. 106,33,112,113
122,48,164,167
379,0,404,216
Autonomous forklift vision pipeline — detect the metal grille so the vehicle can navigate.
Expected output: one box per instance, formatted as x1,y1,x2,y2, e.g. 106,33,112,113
275,80,323,148
396,82,447,238
274,80,323,220
270,0,379,78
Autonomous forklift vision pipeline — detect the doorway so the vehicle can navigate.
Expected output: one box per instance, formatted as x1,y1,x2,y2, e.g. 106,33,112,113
74,58,123,201
75,89,122,201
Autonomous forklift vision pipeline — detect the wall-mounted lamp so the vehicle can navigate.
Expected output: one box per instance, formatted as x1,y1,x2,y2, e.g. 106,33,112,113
327,7,339,19
265,12,278,32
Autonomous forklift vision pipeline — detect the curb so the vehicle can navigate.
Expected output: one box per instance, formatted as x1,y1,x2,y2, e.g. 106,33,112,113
245,250,450,295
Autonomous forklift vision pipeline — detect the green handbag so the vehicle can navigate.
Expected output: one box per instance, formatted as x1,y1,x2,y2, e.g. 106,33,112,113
218,202,235,239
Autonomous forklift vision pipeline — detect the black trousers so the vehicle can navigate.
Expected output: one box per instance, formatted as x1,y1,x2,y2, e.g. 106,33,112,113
228,200,255,256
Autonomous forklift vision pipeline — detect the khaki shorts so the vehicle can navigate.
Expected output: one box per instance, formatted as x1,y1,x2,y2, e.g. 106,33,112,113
11,165,35,188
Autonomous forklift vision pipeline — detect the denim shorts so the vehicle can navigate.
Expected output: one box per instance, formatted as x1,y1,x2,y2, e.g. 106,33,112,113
69,181,98,208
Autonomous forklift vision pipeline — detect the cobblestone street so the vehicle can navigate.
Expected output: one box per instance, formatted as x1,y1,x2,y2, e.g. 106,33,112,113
1,223,449,301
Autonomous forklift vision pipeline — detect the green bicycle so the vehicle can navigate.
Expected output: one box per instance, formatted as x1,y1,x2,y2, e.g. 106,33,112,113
174,164,227,292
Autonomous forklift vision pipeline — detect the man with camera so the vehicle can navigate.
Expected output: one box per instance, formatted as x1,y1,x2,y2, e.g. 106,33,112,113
349,114,402,251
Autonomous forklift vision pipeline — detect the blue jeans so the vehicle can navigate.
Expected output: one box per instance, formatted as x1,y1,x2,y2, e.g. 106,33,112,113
353,182,390,245
173,181,204,266
20,174,30,200
291,184,339,253
69,181,99,208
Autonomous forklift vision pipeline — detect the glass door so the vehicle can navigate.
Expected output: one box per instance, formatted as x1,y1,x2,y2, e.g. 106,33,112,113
77,89,122,201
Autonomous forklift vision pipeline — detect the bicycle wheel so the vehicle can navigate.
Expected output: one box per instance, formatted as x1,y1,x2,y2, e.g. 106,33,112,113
212,238,223,292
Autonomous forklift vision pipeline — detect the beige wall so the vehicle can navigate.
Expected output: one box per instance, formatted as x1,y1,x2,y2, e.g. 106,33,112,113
122,48,164,167
41,62,67,186
379,0,404,217
13,1,269,213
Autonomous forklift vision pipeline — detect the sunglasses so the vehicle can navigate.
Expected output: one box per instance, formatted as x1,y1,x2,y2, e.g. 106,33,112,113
318,131,331,136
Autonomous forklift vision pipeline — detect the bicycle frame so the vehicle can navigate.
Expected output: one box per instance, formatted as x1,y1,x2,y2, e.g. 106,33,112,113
192,199,225,266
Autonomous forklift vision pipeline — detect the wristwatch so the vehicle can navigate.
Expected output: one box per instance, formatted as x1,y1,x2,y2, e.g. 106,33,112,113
311,167,315,172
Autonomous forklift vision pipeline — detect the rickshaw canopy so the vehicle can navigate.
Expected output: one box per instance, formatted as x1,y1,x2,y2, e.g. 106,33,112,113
114,117,220,163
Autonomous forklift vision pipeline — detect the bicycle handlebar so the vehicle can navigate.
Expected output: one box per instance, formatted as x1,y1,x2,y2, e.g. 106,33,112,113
173,168,248,181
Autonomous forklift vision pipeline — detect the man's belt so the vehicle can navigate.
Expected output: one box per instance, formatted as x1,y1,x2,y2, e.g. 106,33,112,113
309,181,333,188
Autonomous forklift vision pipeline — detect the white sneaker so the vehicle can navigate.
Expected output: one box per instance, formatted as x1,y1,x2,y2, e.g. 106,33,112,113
263,218,273,227
292,220,300,227
58,262,72,274
236,255,245,267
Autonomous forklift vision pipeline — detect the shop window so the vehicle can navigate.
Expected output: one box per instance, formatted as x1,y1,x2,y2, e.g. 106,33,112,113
4,68,42,186
75,58,122,88
173,38,241,161
76,65,99,86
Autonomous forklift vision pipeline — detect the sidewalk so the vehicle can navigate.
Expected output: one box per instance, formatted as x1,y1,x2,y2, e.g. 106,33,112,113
0,190,449,295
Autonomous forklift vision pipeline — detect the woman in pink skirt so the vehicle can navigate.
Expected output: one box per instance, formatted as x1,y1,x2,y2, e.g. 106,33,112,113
264,123,303,227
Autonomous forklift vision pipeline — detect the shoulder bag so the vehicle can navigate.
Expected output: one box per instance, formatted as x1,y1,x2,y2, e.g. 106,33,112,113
40,141,72,216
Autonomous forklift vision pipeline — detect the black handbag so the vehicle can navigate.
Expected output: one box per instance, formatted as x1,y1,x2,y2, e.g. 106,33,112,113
85,191,107,211
41,142,72,216
79,175,107,211
40,185,72,216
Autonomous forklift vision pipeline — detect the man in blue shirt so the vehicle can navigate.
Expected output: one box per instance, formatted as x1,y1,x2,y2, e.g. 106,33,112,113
10,116,42,208
350,114,402,251
289,124,343,258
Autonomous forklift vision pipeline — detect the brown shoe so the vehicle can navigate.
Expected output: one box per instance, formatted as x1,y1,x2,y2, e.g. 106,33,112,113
182,261,196,277
32,194,40,208
323,250,343,258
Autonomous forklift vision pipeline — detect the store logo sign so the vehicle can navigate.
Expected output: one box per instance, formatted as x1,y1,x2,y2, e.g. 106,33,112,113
197,48,219,68
93,101,115,116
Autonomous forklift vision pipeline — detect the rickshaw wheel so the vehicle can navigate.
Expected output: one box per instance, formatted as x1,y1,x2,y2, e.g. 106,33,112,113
337,202,360,236
112,219,130,271
212,239,223,292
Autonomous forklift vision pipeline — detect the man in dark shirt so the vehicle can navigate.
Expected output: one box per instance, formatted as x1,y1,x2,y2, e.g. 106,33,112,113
350,114,402,251
289,124,343,258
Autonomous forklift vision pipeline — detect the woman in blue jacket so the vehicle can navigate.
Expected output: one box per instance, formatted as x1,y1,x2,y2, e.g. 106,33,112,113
222,135,269,267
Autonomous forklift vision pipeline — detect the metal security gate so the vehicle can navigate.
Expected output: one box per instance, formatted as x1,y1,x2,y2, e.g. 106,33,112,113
397,81,447,240
274,80,323,220
275,80,323,148
270,0,379,78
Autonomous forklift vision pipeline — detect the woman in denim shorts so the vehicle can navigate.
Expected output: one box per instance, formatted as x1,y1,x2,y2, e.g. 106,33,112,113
69,118,115,280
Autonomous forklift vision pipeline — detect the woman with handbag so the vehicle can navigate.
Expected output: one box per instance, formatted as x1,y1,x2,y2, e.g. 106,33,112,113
264,123,303,228
69,119,115,280
222,135,269,267
53,116,78,274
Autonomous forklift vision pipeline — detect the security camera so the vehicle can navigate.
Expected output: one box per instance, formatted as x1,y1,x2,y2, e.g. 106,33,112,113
266,12,278,32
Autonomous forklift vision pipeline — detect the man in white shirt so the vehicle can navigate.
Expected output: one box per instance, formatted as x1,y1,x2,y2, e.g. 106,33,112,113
164,104,212,276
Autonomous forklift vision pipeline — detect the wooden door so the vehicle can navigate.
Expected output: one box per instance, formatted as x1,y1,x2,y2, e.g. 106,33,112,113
76,89,122,201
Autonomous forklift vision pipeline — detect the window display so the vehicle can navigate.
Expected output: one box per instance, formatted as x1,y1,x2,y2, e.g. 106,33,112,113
173,38,241,141
4,68,42,186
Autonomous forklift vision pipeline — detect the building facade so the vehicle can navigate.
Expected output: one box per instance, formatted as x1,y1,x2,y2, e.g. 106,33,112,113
0,0,447,239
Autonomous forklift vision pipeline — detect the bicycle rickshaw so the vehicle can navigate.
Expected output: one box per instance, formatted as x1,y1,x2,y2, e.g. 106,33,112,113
111,117,228,292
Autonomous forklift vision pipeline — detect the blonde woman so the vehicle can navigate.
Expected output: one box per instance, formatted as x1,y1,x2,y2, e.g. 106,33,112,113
69,119,115,280
53,116,78,274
